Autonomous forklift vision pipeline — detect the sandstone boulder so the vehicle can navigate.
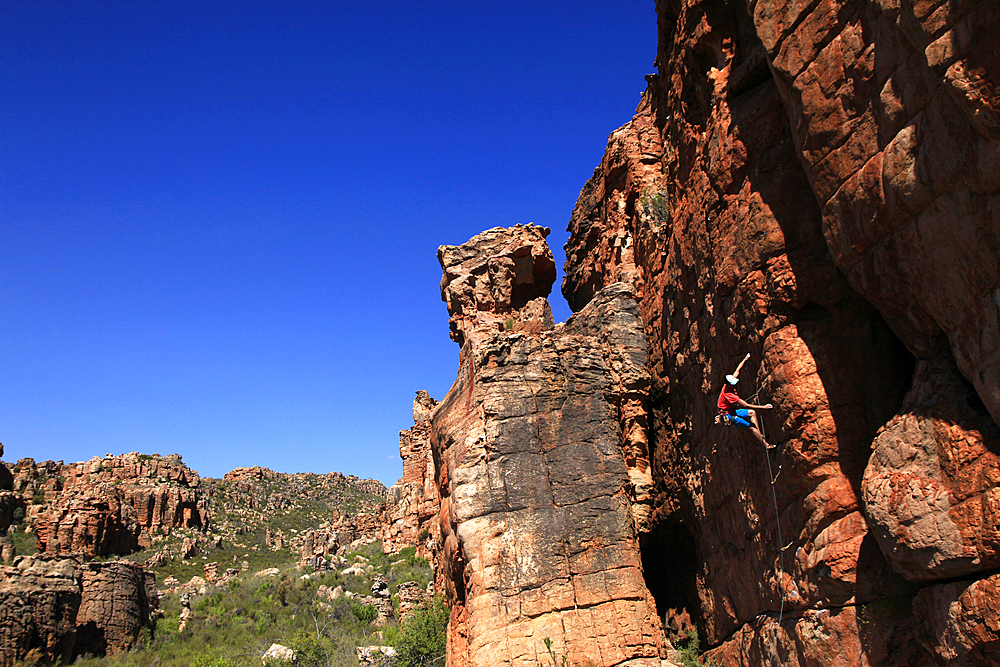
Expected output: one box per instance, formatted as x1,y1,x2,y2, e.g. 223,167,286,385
0,555,157,666
863,356,1000,582
262,642,295,665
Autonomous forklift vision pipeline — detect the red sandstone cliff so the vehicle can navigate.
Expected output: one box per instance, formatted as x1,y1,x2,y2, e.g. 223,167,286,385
404,2,999,665
556,0,1000,664
426,225,662,667
16,453,208,557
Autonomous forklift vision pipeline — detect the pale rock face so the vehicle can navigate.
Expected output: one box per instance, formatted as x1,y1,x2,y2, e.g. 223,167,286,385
431,224,662,667
262,643,296,665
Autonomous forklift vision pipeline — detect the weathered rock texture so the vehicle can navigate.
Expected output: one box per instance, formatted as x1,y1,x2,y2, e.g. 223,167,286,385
383,391,443,559
438,224,557,354
862,355,1000,582
23,453,207,557
0,555,157,666
431,226,662,667
0,446,21,541
751,0,1000,426
298,511,386,569
553,0,1000,665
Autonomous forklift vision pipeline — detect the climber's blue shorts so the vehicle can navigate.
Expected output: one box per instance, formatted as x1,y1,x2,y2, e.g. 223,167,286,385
731,409,752,428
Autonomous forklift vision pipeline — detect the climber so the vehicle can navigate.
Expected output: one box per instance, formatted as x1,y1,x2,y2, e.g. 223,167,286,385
716,352,775,448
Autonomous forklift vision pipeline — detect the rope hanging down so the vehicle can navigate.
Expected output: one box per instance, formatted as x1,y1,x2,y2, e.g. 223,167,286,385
757,397,785,659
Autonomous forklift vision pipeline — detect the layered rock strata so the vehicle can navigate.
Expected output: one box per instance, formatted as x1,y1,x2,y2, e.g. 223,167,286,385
0,555,157,666
298,511,386,569
556,0,1000,664
383,391,442,558
431,226,662,667
24,453,207,557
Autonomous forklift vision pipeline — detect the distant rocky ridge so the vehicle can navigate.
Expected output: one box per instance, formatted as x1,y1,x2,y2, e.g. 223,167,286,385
15,453,207,557
0,450,390,665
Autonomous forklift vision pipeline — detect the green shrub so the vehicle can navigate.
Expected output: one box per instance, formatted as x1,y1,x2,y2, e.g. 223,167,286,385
675,629,720,667
639,189,670,227
393,597,449,667
189,654,237,667
289,631,333,667
350,601,378,624
537,637,568,667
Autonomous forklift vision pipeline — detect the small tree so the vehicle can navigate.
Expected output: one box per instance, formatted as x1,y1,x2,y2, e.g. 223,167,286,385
394,597,449,667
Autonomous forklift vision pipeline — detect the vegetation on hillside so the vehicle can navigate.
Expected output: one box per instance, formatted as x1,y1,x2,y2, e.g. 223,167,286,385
75,541,442,667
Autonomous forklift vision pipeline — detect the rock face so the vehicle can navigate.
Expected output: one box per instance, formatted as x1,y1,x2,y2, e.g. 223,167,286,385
431,226,662,667
862,355,1000,582
751,0,1000,426
383,391,442,558
551,0,1000,665
0,555,157,666
19,453,207,557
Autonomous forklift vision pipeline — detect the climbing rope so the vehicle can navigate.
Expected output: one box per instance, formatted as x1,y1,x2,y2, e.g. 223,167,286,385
757,391,785,662
720,375,786,660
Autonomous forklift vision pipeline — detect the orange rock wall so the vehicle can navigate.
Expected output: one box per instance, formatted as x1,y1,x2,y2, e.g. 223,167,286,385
560,0,1000,665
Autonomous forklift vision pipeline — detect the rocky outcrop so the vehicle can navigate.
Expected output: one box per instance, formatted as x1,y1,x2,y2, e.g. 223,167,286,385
0,555,157,666
862,355,1000,582
25,453,207,557
431,226,662,667
0,446,21,539
383,391,442,558
299,511,386,569
76,560,158,656
553,0,1000,664
438,224,556,353
750,0,1000,426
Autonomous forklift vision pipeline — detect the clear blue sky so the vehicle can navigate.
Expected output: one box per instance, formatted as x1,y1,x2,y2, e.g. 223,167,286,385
2,1,656,487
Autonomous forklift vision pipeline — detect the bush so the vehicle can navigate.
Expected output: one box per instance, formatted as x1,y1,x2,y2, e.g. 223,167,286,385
393,597,449,667
675,629,720,667
189,655,237,667
289,631,333,667
350,601,378,624
639,189,670,226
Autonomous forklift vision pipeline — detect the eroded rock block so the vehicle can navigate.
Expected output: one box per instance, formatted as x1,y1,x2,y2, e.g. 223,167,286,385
433,224,661,667
863,356,1000,582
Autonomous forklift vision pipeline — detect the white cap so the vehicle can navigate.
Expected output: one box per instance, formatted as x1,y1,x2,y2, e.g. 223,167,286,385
726,374,739,386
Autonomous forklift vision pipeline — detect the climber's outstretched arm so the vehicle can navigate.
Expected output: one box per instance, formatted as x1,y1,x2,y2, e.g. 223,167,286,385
732,352,751,380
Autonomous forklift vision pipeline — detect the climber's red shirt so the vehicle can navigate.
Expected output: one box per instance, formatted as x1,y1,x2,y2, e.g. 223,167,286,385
718,385,740,413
